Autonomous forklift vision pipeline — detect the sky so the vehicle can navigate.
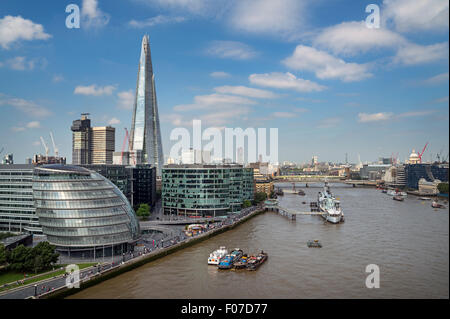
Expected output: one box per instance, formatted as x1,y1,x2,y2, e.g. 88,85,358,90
0,0,448,165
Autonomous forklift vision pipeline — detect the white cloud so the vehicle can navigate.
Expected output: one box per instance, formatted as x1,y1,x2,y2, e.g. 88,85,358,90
26,121,41,128
53,75,64,83
4,56,35,70
117,90,134,109
394,42,448,65
81,0,110,29
205,41,258,60
397,110,436,118
358,112,394,123
434,96,449,103
129,15,186,28
108,117,120,125
210,71,231,78
249,72,325,92
313,21,406,56
0,95,52,117
383,0,449,33
74,84,116,96
272,111,297,118
282,45,372,82
11,126,25,132
228,0,306,38
214,85,278,98
423,72,449,85
173,93,256,111
0,15,51,49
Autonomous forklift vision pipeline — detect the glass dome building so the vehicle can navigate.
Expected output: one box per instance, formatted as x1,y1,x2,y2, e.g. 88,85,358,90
32,165,140,257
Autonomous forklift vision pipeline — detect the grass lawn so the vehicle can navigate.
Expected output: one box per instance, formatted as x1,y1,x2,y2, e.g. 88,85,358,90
0,263,96,292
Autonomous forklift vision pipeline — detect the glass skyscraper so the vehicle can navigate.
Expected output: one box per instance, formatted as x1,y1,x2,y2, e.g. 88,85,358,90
130,35,164,176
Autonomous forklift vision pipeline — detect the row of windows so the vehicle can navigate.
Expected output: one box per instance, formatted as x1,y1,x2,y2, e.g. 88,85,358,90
42,223,130,237
35,197,124,210
46,231,133,246
39,214,130,229
36,206,127,219
33,189,118,200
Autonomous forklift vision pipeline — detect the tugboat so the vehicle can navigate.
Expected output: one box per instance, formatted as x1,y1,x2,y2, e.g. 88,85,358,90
393,195,404,202
247,251,268,271
218,248,243,269
207,246,228,265
307,239,322,248
431,201,445,209
233,254,249,269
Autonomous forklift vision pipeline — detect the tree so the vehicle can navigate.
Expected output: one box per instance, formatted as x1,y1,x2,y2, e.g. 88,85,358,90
8,245,31,272
136,203,150,218
253,192,268,205
0,244,7,266
242,200,252,208
438,183,449,194
31,242,59,273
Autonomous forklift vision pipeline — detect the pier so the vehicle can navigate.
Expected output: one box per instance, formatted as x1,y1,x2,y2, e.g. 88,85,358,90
264,200,325,221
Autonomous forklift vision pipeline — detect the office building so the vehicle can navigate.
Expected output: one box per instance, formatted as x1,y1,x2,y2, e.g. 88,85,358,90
0,164,42,234
71,113,92,165
71,114,116,165
254,168,274,197
162,164,253,217
405,163,448,190
91,126,115,164
32,154,66,165
82,164,156,209
181,149,211,164
130,35,164,176
33,165,140,256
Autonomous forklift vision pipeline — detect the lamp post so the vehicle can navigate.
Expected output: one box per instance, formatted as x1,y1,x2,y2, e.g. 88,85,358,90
34,284,37,297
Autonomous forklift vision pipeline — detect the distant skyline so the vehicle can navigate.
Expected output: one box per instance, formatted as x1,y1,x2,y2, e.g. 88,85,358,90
0,0,448,164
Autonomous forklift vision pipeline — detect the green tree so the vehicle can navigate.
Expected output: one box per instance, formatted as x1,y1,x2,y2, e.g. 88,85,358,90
30,242,59,273
136,203,150,218
253,192,268,205
438,182,449,194
242,200,252,208
8,245,31,272
0,244,7,266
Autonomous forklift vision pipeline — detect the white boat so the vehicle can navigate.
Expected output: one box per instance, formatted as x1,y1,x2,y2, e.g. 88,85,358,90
207,246,228,265
318,183,344,224
386,189,407,197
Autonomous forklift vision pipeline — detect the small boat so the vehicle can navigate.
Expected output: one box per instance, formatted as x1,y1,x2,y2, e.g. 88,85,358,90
418,197,432,201
393,195,404,201
207,246,228,265
233,254,249,269
307,240,322,248
381,189,387,194
247,251,268,271
431,201,445,209
387,189,407,197
298,190,305,196
218,248,243,269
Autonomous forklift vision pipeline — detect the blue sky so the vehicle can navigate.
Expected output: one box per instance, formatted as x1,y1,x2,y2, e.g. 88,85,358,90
0,0,448,164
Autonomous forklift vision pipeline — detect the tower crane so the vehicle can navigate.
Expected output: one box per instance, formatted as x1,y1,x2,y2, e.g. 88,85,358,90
49,131,59,158
40,136,49,159
418,142,428,163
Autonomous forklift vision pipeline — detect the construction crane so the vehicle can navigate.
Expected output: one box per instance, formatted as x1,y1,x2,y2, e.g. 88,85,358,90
40,136,49,159
49,131,59,158
120,128,136,165
418,142,428,163
0,147,4,157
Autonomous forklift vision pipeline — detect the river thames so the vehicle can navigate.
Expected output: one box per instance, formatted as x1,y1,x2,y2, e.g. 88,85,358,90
70,183,449,299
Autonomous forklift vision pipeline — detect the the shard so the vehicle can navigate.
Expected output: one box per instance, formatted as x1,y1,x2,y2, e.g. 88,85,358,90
130,35,164,176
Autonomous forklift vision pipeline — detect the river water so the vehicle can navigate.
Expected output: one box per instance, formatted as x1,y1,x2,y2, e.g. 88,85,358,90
70,183,449,299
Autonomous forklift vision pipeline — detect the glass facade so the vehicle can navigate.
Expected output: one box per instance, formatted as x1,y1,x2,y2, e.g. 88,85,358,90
162,164,254,217
405,164,449,189
130,35,164,176
0,164,42,234
81,164,156,209
33,165,140,251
